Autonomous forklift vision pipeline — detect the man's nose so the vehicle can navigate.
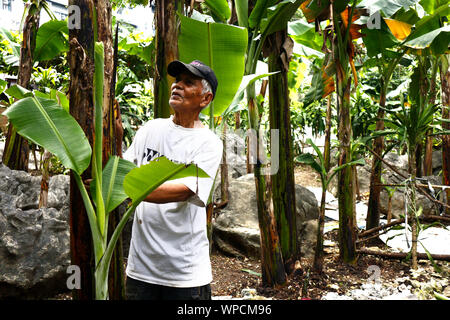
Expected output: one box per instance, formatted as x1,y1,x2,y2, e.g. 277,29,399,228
172,80,184,90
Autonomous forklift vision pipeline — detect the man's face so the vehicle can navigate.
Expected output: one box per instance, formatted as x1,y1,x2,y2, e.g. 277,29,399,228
169,72,213,112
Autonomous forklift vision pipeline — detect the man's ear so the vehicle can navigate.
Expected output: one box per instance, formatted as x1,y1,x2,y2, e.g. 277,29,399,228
200,92,214,108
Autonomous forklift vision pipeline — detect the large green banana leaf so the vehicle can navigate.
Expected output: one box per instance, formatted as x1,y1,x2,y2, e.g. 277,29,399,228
420,0,449,15
34,20,68,62
248,0,278,28
362,16,400,57
404,25,450,54
3,95,91,175
259,0,306,39
123,156,209,204
34,89,70,113
177,14,248,117
235,0,249,27
404,2,450,40
288,20,324,56
204,0,231,23
90,156,137,214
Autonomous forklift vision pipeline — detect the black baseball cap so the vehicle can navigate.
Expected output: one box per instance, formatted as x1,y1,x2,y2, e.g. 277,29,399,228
168,60,218,99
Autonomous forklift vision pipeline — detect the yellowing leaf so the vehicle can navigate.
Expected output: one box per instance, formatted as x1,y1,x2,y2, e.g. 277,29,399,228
384,19,411,41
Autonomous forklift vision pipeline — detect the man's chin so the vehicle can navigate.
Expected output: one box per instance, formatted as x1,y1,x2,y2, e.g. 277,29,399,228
169,98,179,106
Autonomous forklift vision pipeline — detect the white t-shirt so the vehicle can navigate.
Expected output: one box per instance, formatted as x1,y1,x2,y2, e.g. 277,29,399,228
123,116,223,288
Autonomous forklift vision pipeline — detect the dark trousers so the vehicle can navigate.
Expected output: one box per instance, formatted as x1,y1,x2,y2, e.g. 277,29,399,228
125,276,212,300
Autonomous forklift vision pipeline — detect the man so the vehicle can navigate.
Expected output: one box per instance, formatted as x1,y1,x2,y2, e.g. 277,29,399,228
123,60,223,300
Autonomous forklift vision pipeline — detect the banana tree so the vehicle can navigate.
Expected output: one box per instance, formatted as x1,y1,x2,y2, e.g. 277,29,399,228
3,43,209,299
441,54,450,214
372,92,449,268
296,139,365,272
233,0,306,285
360,0,418,231
299,0,365,263
403,1,450,178
402,0,450,211
2,0,56,171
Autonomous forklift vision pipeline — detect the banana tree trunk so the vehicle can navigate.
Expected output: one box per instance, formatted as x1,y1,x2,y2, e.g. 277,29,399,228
407,150,418,270
2,9,40,170
153,0,178,119
94,0,125,300
366,84,386,231
248,94,286,286
267,29,298,273
313,95,333,273
423,60,439,176
337,77,357,264
254,158,287,286
441,55,450,214
68,0,96,300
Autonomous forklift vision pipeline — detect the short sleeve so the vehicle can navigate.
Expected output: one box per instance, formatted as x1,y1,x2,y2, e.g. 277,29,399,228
123,141,137,164
122,125,146,165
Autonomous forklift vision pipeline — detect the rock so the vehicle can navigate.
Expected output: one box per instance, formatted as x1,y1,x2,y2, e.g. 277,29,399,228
0,164,70,299
212,174,319,259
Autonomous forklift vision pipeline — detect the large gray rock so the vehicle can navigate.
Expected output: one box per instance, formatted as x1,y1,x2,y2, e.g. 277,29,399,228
0,164,70,299
212,174,319,259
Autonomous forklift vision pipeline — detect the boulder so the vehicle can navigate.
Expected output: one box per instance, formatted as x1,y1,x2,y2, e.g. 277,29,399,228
212,174,319,259
0,164,70,299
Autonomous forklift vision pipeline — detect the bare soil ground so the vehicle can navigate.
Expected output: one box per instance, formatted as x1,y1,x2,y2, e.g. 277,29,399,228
210,243,412,300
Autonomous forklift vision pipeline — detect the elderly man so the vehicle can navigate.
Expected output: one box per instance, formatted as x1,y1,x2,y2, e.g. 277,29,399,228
123,60,223,300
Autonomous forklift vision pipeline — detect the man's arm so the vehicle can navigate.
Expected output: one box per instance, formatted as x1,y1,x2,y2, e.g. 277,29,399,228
144,183,194,204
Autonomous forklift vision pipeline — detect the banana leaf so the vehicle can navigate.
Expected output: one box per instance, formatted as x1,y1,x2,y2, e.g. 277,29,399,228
0,27,20,58
248,0,278,28
404,2,450,41
123,156,210,204
404,25,450,54
0,79,7,95
90,156,137,214
34,89,69,112
235,0,249,27
224,72,279,118
5,84,31,99
178,14,248,117
288,20,323,54
34,20,69,62
362,16,400,57
420,0,450,15
204,0,231,23
260,0,306,42
357,0,417,17
3,95,91,175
